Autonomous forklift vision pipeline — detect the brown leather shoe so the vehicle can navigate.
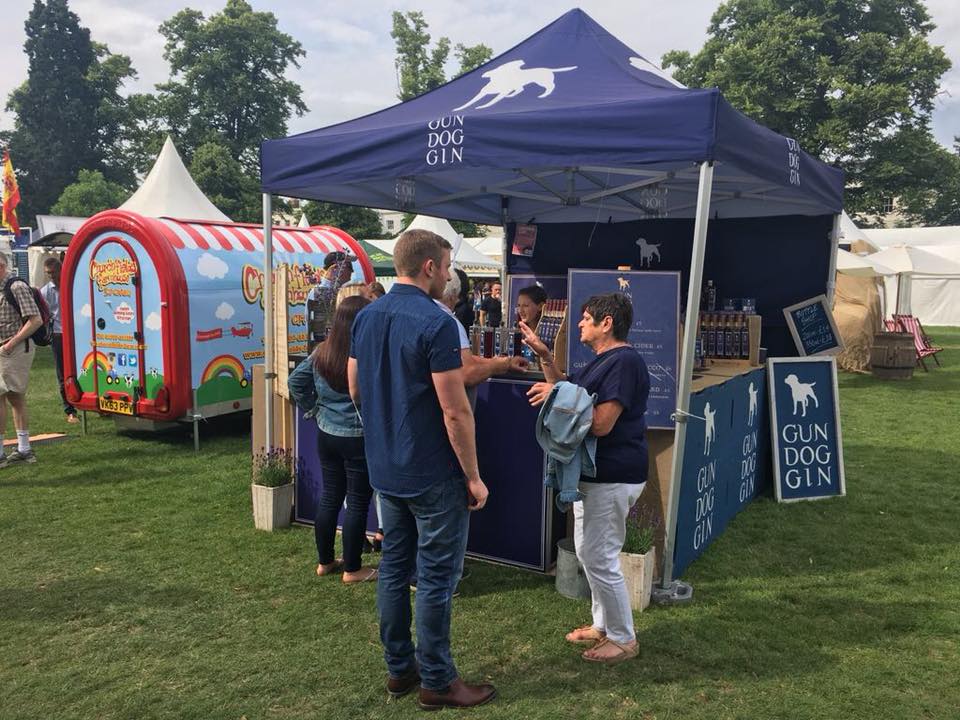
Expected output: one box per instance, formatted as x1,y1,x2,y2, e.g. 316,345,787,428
386,667,420,698
418,678,496,710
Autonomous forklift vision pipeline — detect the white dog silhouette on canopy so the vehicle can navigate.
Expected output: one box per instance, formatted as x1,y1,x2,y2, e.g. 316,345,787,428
636,237,661,268
747,382,759,426
784,374,819,417
453,60,577,111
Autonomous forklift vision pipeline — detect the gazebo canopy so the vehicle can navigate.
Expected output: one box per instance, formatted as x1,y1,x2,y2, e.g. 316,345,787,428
261,8,843,224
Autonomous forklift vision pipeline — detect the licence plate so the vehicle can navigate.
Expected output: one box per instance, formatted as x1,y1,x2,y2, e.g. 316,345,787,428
99,397,134,415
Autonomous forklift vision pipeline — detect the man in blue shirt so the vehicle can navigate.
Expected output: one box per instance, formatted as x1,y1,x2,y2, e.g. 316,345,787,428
349,229,495,709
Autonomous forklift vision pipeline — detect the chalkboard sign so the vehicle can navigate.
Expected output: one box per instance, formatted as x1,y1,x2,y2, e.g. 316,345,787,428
783,295,843,356
768,357,846,503
673,368,771,578
567,270,679,429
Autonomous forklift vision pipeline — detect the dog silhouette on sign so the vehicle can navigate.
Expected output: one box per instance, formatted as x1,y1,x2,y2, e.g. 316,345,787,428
636,237,661,268
703,401,716,455
784,374,819,417
453,60,577,111
748,382,759,426
617,277,630,291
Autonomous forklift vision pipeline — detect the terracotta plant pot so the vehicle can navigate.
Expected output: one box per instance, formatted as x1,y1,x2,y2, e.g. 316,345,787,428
619,547,656,611
251,482,294,531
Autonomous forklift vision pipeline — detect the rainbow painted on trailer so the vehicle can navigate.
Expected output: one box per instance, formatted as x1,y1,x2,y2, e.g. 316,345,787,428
82,351,111,374
201,354,245,384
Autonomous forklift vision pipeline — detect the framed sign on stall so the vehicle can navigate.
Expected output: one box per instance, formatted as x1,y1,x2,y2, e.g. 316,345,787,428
783,295,843,356
767,356,846,502
567,269,680,430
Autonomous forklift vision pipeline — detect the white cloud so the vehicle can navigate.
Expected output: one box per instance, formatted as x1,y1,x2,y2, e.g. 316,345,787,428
215,301,235,320
196,252,229,280
145,311,162,331
80,303,92,319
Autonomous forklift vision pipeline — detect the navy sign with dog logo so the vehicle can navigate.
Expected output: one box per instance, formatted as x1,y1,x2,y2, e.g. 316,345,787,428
567,269,680,429
767,357,846,502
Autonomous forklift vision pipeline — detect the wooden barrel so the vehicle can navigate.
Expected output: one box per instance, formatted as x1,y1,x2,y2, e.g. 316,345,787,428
871,333,915,380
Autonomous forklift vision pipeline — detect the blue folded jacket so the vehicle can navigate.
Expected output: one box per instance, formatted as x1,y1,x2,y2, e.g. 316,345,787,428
535,381,597,511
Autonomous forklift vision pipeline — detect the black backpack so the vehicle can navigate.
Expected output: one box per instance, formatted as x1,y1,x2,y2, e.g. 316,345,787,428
2,276,54,347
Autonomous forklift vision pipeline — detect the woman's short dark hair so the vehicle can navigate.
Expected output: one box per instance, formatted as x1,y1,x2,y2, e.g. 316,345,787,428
582,293,632,341
313,295,371,393
518,284,548,306
454,268,470,302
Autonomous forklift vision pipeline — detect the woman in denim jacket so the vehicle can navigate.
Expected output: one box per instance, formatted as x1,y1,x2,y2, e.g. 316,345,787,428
289,295,378,583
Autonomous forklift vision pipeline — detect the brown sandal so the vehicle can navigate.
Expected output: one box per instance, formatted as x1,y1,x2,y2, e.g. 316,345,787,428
581,637,639,664
565,624,606,645
342,567,379,584
316,560,344,576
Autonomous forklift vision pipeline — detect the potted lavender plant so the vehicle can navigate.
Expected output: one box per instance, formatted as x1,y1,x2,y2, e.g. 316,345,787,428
620,504,659,611
251,448,294,531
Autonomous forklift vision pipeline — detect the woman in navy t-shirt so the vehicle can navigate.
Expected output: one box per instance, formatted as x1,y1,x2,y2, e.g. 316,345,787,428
521,292,648,664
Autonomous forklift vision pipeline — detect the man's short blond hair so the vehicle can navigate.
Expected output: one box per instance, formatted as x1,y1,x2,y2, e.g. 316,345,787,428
393,229,451,278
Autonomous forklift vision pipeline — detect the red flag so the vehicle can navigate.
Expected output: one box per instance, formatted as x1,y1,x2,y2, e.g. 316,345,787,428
2,150,21,236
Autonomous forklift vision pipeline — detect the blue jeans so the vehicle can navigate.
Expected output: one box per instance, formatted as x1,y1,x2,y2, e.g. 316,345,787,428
377,476,469,691
315,430,373,573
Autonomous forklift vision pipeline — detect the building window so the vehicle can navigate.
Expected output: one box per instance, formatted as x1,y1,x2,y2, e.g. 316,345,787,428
881,197,895,214
386,220,395,230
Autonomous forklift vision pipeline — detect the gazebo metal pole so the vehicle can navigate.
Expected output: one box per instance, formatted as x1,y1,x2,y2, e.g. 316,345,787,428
262,193,274,452
827,214,841,306
655,161,714,603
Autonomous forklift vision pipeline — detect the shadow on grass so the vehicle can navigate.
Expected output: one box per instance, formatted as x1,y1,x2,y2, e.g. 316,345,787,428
483,594,942,701
0,576,207,622
458,560,555,598
114,411,254,449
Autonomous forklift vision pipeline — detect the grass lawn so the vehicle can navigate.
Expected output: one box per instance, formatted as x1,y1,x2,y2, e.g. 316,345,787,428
2,330,959,720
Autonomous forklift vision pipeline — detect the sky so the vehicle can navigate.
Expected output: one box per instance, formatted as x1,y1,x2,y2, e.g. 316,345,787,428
1,0,958,150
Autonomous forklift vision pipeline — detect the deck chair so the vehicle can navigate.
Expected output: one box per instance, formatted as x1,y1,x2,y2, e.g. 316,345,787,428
894,314,944,371
884,319,899,332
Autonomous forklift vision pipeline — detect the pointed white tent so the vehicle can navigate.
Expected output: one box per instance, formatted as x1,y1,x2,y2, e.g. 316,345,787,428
297,213,310,228
120,136,231,222
366,215,500,274
835,248,894,277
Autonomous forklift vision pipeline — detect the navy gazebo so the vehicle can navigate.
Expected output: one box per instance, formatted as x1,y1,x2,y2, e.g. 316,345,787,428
261,9,844,590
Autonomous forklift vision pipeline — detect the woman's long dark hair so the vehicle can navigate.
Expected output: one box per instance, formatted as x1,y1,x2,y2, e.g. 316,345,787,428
313,295,371,393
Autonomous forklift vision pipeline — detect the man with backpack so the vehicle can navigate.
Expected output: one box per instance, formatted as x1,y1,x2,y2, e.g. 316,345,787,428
40,257,77,423
0,251,44,466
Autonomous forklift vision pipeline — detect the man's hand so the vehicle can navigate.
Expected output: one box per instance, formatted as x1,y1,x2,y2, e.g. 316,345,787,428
0,342,12,357
518,320,549,358
507,356,529,373
526,381,555,407
466,476,489,510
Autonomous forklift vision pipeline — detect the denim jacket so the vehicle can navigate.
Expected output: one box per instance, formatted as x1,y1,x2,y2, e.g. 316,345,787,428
535,381,597,511
287,356,363,437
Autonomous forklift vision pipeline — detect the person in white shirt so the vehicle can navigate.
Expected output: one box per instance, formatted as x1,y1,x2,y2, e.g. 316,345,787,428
40,257,78,424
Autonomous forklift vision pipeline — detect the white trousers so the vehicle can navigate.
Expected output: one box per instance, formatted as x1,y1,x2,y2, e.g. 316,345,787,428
573,481,644,644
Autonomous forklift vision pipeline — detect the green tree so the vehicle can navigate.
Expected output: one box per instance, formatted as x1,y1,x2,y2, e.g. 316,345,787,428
50,169,129,217
303,202,387,240
4,0,136,224
156,0,306,170
662,0,953,222
391,10,492,101
189,142,261,222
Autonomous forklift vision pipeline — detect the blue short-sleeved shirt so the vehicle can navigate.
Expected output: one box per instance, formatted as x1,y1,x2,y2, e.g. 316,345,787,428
570,346,650,484
351,283,464,496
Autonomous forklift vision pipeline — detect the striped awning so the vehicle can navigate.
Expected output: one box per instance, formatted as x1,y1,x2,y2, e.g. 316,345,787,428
154,217,356,255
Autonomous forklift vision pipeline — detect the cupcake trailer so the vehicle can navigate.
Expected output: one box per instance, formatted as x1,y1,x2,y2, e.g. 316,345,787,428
60,209,373,445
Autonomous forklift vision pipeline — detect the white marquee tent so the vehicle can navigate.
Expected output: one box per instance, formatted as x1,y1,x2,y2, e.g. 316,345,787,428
865,227,960,326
